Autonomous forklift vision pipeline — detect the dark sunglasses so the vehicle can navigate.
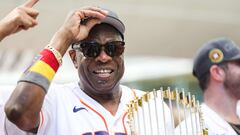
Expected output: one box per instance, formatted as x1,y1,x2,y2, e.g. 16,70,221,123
72,41,125,58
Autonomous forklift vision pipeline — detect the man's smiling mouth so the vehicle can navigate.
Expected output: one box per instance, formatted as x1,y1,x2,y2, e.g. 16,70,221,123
93,69,114,78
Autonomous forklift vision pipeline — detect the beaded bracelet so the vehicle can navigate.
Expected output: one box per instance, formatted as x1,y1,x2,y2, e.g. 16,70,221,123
45,45,63,65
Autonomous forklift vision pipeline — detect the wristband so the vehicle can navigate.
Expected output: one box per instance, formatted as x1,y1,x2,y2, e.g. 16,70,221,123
18,48,61,92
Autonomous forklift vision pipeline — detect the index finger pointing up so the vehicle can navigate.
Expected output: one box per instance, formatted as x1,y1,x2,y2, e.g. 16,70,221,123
23,0,39,7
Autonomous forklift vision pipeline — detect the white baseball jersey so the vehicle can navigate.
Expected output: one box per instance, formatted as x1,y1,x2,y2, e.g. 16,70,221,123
201,103,237,135
38,82,142,135
37,82,145,135
175,103,237,135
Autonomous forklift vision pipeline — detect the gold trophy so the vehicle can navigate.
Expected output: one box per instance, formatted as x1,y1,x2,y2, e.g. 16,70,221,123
127,88,208,135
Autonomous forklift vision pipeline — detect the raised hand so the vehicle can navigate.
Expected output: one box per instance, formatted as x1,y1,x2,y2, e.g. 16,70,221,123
50,7,108,56
0,0,39,41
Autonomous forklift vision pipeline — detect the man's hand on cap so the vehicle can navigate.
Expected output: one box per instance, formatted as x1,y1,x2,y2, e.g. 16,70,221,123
49,6,107,57
54,7,108,44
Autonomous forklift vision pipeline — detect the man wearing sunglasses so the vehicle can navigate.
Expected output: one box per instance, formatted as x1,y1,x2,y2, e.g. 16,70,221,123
4,6,172,135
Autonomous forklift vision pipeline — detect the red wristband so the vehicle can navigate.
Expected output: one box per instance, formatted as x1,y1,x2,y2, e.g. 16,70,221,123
40,49,60,72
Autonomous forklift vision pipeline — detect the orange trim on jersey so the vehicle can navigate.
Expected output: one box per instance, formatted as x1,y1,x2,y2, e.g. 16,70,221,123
80,99,109,132
122,112,128,134
40,111,44,128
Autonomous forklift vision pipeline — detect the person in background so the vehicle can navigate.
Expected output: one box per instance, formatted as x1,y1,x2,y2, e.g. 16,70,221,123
177,37,240,135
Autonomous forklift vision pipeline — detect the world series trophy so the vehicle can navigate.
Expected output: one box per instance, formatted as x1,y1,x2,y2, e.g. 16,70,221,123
127,88,208,135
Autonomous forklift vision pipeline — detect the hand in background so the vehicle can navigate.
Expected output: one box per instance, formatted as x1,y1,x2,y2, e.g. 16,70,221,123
0,0,39,41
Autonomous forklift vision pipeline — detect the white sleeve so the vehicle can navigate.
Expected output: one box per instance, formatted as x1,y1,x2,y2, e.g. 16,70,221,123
0,106,35,135
4,117,35,135
0,106,6,135
0,86,35,135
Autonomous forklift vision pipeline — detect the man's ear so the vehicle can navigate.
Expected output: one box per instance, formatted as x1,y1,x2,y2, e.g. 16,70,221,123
209,65,225,82
69,50,78,69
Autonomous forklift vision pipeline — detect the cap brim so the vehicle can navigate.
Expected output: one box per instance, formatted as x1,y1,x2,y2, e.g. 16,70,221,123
227,53,240,61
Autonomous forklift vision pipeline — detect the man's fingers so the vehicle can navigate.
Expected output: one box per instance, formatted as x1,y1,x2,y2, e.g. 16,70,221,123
76,19,100,41
85,19,101,31
20,14,38,28
21,26,29,31
77,9,107,22
83,7,108,16
21,7,39,18
23,0,39,8
16,17,37,33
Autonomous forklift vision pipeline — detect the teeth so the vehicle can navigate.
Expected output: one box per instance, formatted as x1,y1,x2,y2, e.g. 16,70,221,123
94,69,112,78
95,69,111,74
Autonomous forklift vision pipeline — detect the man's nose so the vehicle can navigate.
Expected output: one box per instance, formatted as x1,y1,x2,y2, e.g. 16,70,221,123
95,49,112,63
